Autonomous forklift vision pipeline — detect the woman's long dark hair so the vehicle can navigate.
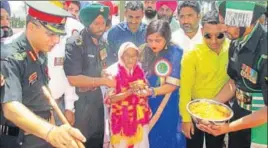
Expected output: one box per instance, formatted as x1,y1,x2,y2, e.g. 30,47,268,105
146,20,171,44
141,20,172,76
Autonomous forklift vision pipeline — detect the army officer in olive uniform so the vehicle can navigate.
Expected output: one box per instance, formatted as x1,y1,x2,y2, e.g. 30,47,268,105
0,1,86,148
64,4,115,148
198,2,267,148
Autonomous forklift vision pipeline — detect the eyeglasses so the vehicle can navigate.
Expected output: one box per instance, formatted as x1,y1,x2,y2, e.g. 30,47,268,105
32,20,61,37
204,33,225,39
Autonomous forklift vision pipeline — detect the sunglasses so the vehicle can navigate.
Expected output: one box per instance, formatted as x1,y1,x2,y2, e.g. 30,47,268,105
204,33,225,39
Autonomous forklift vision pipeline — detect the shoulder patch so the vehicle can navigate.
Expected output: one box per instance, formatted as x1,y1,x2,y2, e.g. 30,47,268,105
12,52,27,61
1,44,17,60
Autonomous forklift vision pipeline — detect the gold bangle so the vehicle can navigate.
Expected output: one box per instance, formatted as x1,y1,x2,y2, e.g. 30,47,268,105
46,126,55,142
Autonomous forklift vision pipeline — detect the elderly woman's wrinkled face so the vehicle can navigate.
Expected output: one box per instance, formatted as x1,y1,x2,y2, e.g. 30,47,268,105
122,47,139,70
147,32,167,53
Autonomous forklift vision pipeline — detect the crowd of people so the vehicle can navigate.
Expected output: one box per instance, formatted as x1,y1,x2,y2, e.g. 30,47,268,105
0,1,267,148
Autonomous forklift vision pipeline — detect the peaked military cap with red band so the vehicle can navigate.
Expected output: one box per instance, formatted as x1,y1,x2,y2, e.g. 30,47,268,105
26,1,71,35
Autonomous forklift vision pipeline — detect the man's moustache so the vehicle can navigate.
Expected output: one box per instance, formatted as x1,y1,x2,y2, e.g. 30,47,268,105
183,24,191,27
145,7,153,10
1,26,9,30
87,28,104,39
158,15,171,21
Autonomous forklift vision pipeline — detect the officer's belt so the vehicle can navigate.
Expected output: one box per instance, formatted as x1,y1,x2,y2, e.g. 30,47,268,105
1,125,19,136
236,89,267,145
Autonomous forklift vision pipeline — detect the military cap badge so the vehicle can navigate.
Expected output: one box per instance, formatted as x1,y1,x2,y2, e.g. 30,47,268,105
100,6,104,12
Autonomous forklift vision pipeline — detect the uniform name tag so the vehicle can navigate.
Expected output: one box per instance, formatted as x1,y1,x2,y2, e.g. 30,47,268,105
88,54,95,58
54,57,64,66
29,72,38,85
240,64,258,84
100,48,107,61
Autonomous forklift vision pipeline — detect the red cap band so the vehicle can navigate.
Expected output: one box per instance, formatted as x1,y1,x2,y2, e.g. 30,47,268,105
28,7,64,24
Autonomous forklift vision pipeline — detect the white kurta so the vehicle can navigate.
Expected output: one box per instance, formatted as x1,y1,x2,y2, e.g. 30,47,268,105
171,26,203,53
47,18,84,111
170,17,180,33
142,15,157,25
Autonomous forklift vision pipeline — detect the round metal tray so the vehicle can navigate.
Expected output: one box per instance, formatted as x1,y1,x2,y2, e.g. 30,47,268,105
187,99,234,125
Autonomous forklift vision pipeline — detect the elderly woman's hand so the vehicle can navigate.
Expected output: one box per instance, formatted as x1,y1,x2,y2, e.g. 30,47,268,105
133,87,152,98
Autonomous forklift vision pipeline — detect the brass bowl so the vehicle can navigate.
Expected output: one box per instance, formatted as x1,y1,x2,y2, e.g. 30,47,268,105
187,99,234,125
129,80,147,90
